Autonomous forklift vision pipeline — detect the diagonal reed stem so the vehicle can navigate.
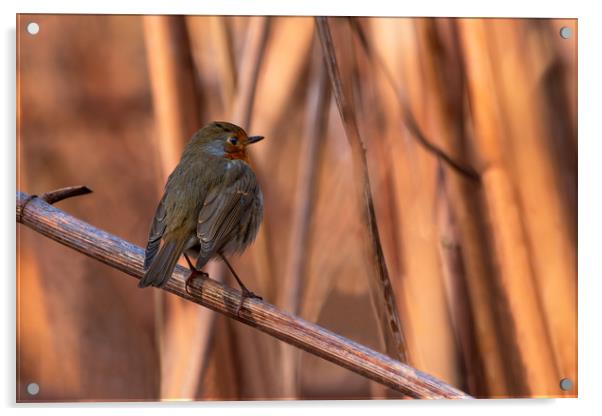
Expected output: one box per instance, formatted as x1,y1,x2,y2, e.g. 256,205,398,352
16,190,470,399
316,17,409,364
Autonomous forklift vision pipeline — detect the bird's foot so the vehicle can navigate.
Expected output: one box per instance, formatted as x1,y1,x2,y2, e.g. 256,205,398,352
235,287,263,317
185,269,209,296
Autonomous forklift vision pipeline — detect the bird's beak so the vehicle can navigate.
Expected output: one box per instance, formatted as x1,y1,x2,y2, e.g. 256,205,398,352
246,135,264,145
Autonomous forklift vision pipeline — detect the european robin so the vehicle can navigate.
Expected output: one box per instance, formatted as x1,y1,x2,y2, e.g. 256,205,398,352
139,121,265,312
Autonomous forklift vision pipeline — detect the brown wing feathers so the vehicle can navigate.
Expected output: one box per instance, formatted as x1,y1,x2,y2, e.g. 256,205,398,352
143,195,167,271
196,169,256,267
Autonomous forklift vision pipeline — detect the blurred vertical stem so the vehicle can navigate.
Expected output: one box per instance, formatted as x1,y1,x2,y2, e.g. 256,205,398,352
486,19,577,395
143,15,212,401
143,15,201,174
224,16,283,398
414,18,492,396
433,19,518,396
183,15,273,399
209,16,237,110
316,17,409,363
232,17,270,127
349,23,410,399
459,18,561,396
231,17,274,299
358,16,513,396
186,15,243,399
279,42,331,398
435,167,487,396
356,17,461,390
349,19,479,182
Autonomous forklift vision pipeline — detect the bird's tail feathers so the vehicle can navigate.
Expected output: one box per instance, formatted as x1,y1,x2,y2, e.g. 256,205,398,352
138,237,187,288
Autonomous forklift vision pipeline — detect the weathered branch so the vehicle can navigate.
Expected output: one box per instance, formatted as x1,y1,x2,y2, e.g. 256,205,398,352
16,189,471,399
17,185,93,220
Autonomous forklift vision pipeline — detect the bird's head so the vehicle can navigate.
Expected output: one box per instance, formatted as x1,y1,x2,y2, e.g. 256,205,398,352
190,121,264,161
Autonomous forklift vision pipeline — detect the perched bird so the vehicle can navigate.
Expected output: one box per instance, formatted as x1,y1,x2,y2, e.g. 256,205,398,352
139,121,264,312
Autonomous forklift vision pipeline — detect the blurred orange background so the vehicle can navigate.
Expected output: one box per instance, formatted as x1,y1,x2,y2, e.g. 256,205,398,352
16,15,577,401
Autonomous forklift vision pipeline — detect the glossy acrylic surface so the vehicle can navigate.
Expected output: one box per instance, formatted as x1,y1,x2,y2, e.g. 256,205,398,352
16,14,577,401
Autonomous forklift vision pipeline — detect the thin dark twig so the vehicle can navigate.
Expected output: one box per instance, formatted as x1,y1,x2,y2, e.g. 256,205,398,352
16,185,93,222
40,185,93,205
16,189,471,399
348,18,480,182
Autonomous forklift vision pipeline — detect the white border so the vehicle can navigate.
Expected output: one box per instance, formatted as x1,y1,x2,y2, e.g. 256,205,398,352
1,0,586,17
3,1,601,415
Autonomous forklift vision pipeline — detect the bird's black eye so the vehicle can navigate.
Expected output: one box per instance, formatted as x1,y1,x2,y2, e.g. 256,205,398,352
227,137,238,145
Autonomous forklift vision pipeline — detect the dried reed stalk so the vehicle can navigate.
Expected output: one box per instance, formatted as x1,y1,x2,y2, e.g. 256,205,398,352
355,19,415,376
221,17,286,399
231,17,270,127
251,17,316,164
486,19,576,395
230,17,273,298
16,190,471,400
168,16,274,399
348,22,411,398
316,17,409,363
349,18,479,182
357,17,461,388
421,18,491,396
459,18,561,396
297,139,362,322
434,168,486,396
143,15,210,400
143,15,200,174
208,16,237,109
186,16,236,117
396,18,512,397
279,45,331,397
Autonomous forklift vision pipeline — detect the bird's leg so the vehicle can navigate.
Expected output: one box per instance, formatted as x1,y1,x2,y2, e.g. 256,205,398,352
219,253,262,316
183,253,208,295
